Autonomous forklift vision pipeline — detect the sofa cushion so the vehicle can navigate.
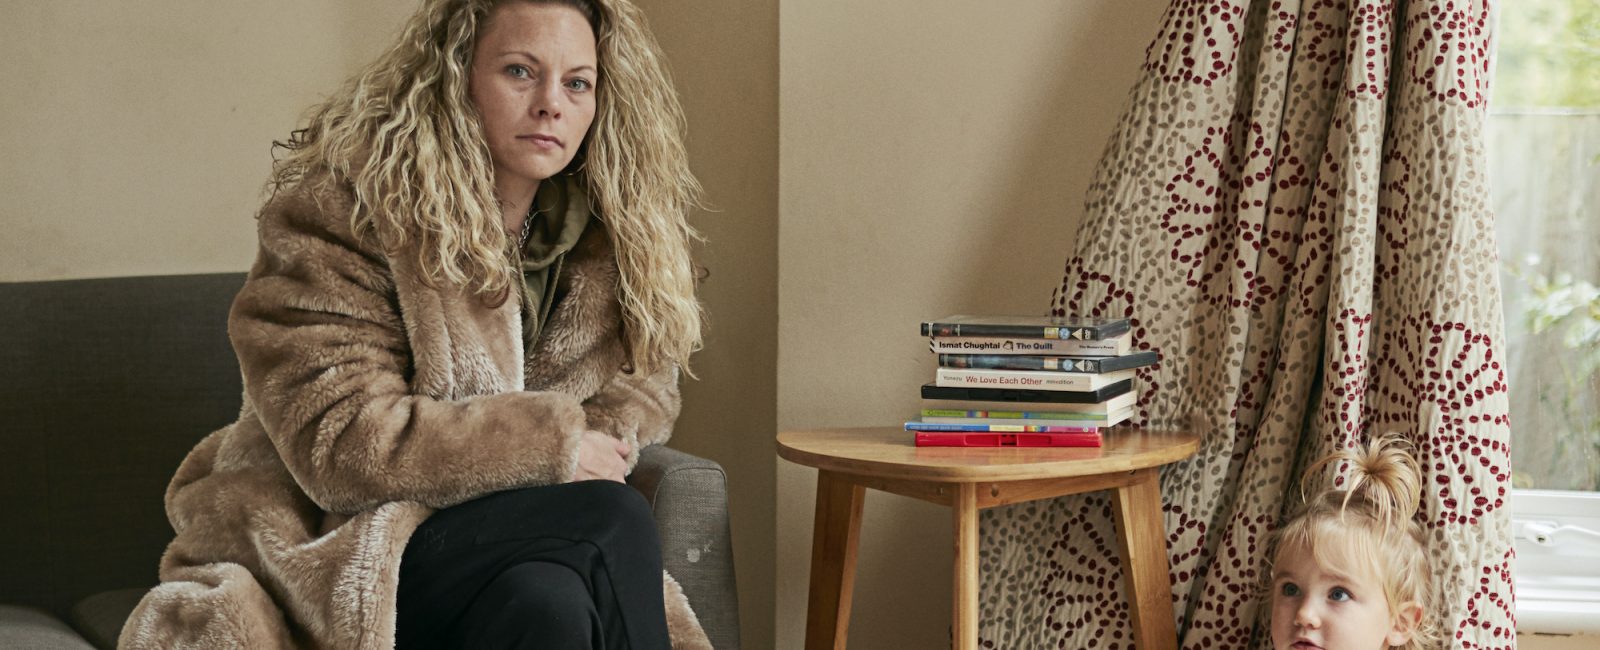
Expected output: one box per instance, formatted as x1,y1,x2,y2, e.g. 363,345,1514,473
0,274,246,617
69,588,146,650
0,605,96,650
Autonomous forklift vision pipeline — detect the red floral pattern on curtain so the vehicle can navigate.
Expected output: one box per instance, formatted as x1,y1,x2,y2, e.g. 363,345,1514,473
976,1,1515,648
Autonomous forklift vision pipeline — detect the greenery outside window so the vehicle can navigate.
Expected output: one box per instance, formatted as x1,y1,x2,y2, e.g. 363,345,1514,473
1488,0,1600,635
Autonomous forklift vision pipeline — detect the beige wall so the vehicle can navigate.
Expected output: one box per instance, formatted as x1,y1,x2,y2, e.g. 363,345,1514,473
1,2,418,280
634,0,779,647
1,1,779,647
776,0,1170,647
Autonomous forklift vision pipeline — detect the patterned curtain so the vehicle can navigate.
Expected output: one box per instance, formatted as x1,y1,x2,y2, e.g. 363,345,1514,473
978,1,1515,648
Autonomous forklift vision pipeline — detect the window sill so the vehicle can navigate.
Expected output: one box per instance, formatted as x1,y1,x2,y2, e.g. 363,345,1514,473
1519,596,1600,635
1513,489,1600,635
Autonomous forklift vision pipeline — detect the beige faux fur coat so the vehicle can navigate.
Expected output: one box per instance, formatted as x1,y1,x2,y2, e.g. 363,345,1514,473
118,176,712,649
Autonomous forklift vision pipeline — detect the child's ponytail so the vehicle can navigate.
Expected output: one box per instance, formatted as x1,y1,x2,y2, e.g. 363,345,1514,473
1301,432,1424,531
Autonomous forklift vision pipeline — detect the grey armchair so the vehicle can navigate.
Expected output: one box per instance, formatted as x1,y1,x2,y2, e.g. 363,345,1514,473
0,274,739,649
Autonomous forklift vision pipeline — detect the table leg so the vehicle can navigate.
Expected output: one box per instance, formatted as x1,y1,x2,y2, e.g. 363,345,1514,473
805,469,865,650
952,483,978,650
1111,468,1178,650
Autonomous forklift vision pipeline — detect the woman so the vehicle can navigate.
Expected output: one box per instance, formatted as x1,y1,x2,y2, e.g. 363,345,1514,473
117,0,711,648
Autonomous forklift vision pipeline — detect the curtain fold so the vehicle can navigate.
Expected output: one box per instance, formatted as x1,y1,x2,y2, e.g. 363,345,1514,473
978,1,1515,647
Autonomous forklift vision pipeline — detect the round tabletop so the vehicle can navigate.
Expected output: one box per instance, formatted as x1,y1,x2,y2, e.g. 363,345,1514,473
777,427,1200,483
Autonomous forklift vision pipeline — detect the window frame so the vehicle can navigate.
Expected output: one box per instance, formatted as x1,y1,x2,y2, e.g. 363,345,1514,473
1484,0,1600,635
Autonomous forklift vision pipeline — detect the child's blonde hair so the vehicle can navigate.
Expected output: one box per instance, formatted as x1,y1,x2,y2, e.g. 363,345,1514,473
1269,433,1440,650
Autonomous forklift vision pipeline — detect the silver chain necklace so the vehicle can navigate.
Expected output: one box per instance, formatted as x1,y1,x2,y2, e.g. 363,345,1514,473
516,203,542,250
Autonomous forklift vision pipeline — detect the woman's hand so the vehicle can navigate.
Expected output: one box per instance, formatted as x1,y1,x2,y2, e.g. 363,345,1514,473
573,430,630,483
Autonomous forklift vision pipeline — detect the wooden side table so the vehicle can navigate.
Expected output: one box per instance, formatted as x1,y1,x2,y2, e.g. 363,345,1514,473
778,427,1200,650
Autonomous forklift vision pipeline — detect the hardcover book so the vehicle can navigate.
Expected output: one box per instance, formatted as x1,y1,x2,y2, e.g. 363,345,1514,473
935,367,1137,392
937,350,1158,373
927,334,1133,356
920,378,1135,404
920,315,1131,341
921,405,1135,428
919,391,1139,417
912,431,1103,448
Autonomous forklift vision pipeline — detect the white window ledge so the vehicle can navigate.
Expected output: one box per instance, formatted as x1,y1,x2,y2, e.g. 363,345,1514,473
1514,489,1600,635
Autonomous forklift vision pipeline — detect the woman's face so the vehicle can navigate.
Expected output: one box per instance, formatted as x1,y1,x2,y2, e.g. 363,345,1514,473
470,2,598,201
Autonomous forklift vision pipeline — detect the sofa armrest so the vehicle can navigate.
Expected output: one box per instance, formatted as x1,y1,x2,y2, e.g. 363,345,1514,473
629,444,740,650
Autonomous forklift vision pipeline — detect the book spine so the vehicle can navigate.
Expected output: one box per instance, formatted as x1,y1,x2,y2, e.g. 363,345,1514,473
920,391,1139,414
920,416,1109,428
1075,350,1157,372
937,354,1144,373
920,408,1111,420
920,320,1129,340
913,432,1103,448
928,336,1127,356
935,368,1128,392
920,377,1135,403
905,421,1098,433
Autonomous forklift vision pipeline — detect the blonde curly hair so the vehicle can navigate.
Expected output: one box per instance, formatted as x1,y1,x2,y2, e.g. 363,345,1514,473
270,0,703,373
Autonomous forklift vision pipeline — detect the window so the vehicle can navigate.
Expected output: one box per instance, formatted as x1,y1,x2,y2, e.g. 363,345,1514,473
1489,0,1600,635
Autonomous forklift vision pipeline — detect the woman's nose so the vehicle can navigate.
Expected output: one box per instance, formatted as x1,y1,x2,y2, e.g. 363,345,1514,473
529,81,563,119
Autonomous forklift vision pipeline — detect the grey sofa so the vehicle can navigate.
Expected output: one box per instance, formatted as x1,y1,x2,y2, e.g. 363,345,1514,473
0,274,739,649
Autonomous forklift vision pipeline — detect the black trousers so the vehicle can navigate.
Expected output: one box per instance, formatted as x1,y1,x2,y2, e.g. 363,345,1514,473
395,480,672,650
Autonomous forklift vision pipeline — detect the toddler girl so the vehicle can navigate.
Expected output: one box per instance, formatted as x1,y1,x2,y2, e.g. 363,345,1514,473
1268,433,1439,650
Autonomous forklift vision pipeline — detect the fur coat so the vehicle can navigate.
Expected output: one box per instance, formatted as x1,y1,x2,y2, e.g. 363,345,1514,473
117,175,712,649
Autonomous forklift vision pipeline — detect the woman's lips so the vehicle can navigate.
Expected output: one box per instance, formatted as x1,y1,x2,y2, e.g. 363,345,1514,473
1291,641,1322,649
519,134,562,149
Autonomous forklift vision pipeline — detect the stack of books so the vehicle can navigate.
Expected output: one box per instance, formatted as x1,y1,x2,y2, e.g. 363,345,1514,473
908,315,1155,448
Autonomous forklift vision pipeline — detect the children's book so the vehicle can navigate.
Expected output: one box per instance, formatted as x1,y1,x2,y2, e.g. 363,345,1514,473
920,405,1135,429
912,431,1103,448
919,391,1138,417
904,422,1098,433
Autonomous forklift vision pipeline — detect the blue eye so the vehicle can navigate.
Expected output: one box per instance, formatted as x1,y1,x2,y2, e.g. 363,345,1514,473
565,78,593,92
1329,587,1352,602
506,64,531,79
1279,583,1301,597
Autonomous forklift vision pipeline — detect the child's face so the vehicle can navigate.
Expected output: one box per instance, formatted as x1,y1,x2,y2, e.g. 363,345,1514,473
1269,541,1419,650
